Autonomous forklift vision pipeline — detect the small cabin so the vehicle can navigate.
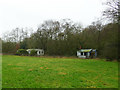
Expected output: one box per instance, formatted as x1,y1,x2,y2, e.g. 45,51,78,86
77,49,97,58
27,49,44,56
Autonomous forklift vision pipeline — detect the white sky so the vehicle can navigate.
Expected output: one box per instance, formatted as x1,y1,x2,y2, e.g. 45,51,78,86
0,0,107,37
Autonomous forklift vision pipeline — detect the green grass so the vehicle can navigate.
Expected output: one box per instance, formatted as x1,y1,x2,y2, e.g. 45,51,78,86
2,55,118,88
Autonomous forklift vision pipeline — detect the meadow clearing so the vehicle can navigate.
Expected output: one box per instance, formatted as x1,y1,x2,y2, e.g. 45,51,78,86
2,55,118,88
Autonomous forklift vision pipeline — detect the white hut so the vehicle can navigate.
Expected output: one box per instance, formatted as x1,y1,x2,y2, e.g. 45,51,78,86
77,49,97,58
27,49,44,56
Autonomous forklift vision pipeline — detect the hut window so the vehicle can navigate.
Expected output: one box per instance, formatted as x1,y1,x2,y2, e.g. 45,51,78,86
81,52,83,55
84,52,87,56
41,51,43,54
39,51,40,54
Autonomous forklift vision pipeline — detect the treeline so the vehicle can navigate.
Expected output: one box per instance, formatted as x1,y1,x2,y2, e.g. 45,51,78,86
1,19,118,60
1,0,119,61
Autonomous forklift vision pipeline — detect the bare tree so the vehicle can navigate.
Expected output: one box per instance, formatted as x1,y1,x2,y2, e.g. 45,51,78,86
103,0,120,23
2,28,30,43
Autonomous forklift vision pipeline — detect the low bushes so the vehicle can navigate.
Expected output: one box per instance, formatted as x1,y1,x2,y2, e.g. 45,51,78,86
16,49,29,56
16,49,37,56
30,50,37,56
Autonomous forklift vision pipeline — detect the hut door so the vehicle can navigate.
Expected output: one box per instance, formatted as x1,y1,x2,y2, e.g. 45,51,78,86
37,51,41,55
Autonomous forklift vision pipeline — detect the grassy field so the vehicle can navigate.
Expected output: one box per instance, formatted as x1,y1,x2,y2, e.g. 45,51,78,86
2,55,118,88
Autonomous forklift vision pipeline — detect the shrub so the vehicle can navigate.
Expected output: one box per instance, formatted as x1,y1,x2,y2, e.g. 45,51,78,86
16,49,29,56
16,51,21,55
30,50,37,56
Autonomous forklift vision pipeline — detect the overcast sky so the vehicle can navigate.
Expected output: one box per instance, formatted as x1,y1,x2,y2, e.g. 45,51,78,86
0,0,107,37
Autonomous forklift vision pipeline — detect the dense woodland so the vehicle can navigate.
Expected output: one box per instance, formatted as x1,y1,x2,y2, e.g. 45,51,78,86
1,0,120,61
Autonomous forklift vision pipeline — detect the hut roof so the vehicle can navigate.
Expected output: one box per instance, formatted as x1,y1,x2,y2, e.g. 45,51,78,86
80,49,92,52
27,49,43,52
